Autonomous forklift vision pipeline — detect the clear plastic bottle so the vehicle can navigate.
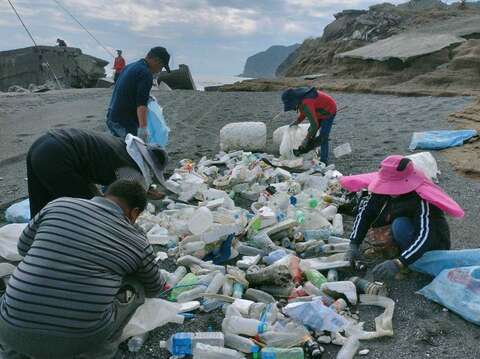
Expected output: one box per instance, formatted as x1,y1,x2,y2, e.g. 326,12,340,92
260,347,304,359
245,288,276,304
127,332,149,352
224,333,260,354
168,273,198,301
159,332,224,356
263,249,288,265
167,266,187,288
222,316,267,336
205,272,225,295
223,278,234,296
193,343,245,358
232,282,245,298
305,269,328,288
303,228,331,241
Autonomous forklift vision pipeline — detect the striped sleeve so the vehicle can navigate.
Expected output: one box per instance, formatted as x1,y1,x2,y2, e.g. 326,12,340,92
349,194,386,245
18,212,43,256
135,243,164,297
400,200,432,266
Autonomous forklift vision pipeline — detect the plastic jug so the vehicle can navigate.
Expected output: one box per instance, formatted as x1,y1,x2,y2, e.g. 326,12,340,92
193,343,245,358
159,332,224,356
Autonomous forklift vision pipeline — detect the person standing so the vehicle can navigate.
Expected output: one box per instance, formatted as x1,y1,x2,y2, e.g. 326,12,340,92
56,38,67,47
281,87,337,164
113,50,126,83
107,46,171,143
0,180,165,359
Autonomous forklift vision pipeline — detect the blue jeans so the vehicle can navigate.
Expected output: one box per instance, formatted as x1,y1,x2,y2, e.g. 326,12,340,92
391,217,415,251
313,115,335,164
106,118,138,139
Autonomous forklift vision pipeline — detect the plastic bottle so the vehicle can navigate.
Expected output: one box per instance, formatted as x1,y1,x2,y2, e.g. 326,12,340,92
232,282,245,298
246,264,291,286
128,332,149,352
327,269,338,282
260,347,304,359
281,237,293,250
245,288,276,304
159,332,224,356
303,229,331,241
349,277,388,296
223,278,234,296
252,232,277,251
305,269,328,288
169,273,198,301
193,343,245,358
332,214,344,236
320,243,350,254
238,244,266,256
167,266,187,288
222,316,267,336
263,249,288,265
303,281,322,296
224,333,260,354
289,256,302,287
258,284,295,298
205,272,225,295
188,207,214,235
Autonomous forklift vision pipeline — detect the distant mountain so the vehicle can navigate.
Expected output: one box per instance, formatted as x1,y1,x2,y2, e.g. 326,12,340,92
240,44,300,78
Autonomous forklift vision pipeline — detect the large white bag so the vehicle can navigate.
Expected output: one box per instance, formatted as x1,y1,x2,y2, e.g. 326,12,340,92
273,124,309,148
0,223,26,261
406,152,440,182
279,126,306,159
220,122,266,152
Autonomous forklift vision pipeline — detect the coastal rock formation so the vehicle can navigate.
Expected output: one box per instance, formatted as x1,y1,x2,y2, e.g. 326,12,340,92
0,46,109,92
240,44,300,78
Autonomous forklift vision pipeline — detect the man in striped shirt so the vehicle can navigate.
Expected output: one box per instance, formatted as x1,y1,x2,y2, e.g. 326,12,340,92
0,180,164,358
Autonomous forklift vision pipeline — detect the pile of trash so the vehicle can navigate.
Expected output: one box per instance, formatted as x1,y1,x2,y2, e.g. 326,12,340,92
130,147,395,358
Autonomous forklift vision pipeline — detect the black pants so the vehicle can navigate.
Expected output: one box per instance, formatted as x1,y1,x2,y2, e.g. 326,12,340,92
0,279,145,359
27,133,95,217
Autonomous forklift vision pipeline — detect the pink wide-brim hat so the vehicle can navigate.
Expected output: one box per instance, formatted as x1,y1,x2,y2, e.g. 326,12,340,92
340,155,464,218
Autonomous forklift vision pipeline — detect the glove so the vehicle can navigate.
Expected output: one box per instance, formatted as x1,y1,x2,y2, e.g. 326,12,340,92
137,127,148,143
345,243,360,264
372,260,401,281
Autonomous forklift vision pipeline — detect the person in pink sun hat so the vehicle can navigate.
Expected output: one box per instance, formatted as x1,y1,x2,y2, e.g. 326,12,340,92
340,155,464,281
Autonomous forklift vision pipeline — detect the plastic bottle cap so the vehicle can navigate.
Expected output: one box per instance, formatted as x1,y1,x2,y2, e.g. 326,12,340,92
159,340,166,348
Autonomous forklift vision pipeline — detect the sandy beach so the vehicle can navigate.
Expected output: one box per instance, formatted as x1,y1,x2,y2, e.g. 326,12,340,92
1,87,479,358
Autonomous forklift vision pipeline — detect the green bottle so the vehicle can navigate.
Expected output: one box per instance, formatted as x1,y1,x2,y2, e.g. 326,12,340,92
305,269,328,288
168,273,198,301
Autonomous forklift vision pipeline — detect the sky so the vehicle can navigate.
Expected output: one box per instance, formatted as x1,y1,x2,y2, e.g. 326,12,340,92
0,0,459,77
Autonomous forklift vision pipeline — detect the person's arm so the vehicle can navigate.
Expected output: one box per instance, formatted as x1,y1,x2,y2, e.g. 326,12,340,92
137,106,148,128
300,102,320,140
349,194,387,246
136,243,165,297
17,211,43,256
399,200,436,266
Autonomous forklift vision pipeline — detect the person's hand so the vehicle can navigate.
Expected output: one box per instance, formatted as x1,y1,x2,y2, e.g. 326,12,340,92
345,243,360,264
289,121,298,128
137,127,149,143
372,260,401,281
147,188,166,200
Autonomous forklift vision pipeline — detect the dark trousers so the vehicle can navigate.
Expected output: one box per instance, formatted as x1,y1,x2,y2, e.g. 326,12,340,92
0,279,145,359
26,134,95,217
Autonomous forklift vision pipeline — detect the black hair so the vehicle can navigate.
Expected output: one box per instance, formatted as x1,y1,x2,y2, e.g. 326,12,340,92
106,180,147,212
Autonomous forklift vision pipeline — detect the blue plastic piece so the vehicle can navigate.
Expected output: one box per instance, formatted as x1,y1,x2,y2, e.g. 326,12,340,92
5,199,30,223
417,266,480,326
263,249,288,265
147,98,169,147
411,249,480,277
409,129,477,150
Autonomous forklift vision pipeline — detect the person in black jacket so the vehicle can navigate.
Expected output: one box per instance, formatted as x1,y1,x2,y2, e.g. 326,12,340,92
26,128,168,217
340,155,464,281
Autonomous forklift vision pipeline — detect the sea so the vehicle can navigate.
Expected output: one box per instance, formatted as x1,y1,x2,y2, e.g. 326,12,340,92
193,74,251,91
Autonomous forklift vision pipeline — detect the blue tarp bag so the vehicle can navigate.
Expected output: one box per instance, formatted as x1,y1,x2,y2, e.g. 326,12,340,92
409,129,477,150
417,266,480,325
411,249,480,277
147,98,169,147
5,199,30,223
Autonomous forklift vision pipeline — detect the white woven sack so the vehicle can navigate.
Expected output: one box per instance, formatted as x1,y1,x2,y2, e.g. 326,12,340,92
220,122,266,152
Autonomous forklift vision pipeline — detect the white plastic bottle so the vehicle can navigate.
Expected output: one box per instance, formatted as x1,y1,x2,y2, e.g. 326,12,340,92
159,332,224,356
222,316,267,336
224,333,260,354
193,343,245,358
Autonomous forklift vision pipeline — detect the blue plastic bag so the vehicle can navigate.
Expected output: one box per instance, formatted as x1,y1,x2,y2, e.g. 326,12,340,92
147,98,169,147
5,199,30,223
411,249,480,277
417,266,480,325
409,130,477,150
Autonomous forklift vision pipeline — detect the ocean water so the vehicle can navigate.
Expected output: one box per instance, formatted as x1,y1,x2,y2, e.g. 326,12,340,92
193,74,251,91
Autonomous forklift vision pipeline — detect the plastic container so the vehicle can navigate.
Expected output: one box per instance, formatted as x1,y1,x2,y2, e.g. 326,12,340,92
167,266,187,288
245,288,276,304
333,143,352,158
260,347,304,359
188,207,214,235
193,343,245,358
128,332,149,352
222,316,267,336
305,269,327,288
332,214,344,236
160,332,224,356
224,333,260,354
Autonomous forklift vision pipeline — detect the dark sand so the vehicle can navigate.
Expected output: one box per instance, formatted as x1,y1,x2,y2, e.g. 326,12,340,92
0,88,479,358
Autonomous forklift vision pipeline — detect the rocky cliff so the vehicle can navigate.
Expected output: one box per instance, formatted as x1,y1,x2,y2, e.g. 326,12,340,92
240,44,300,78
0,46,109,92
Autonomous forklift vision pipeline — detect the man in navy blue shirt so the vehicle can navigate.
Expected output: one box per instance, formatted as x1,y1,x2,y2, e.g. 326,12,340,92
107,47,170,142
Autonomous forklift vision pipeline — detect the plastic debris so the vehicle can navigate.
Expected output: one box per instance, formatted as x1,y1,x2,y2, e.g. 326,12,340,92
0,223,26,261
409,129,477,150
5,199,30,223
220,122,267,152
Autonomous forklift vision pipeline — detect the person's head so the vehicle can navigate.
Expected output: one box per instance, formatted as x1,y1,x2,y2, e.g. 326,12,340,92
105,179,147,224
281,87,317,112
117,49,123,56
146,46,171,74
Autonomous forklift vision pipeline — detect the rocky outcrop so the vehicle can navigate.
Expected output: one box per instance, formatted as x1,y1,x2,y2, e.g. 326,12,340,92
0,46,109,92
240,44,300,78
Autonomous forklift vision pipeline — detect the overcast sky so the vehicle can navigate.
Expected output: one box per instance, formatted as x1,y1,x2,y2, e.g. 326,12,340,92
0,0,458,76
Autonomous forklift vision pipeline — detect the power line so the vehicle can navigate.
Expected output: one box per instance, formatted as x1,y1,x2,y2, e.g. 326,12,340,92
51,0,115,58
6,0,62,89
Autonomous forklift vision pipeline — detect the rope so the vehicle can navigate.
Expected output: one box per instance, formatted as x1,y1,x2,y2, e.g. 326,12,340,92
52,0,115,58
6,0,62,89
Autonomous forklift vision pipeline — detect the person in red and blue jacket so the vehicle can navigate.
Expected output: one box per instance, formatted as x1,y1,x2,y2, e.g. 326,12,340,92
281,87,337,164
